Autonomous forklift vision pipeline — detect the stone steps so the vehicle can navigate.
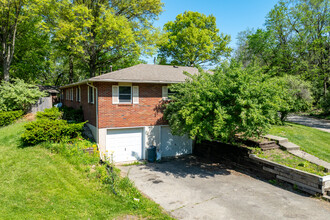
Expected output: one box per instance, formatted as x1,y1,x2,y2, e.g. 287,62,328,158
279,142,300,151
263,134,288,144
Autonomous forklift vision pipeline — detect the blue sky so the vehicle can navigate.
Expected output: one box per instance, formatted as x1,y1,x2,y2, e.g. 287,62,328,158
147,0,279,64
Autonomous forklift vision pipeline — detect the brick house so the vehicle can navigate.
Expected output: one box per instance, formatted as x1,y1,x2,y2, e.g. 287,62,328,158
60,64,198,162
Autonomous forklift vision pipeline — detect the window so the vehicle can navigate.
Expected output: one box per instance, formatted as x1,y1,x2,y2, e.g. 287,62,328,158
162,85,176,100
88,86,94,104
66,89,69,100
70,88,73,101
76,87,81,102
119,86,132,103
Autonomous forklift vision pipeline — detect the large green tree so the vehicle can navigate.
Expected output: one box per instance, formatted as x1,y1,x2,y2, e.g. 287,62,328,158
158,11,231,66
235,0,329,103
164,62,289,142
0,0,25,81
52,0,163,78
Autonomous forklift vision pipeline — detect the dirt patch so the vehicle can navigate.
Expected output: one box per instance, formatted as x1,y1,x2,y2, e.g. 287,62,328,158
23,113,36,121
114,215,146,220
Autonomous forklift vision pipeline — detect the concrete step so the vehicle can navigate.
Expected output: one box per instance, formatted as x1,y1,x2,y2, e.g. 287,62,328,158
290,150,330,172
263,134,288,144
280,142,300,151
259,143,280,151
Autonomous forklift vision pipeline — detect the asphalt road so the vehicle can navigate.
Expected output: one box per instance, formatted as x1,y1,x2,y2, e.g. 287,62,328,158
287,115,330,133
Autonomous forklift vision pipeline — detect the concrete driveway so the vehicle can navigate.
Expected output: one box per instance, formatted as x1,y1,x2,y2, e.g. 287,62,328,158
119,156,330,220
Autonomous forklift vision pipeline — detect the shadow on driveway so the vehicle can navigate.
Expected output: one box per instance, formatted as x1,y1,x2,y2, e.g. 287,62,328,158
139,155,232,179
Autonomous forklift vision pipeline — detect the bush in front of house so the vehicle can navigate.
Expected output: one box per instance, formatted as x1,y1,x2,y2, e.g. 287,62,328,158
21,119,86,145
0,110,24,126
0,78,46,112
60,106,84,122
36,107,63,120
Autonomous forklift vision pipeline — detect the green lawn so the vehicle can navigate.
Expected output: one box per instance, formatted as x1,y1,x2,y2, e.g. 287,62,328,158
0,121,171,219
256,149,328,176
269,122,330,163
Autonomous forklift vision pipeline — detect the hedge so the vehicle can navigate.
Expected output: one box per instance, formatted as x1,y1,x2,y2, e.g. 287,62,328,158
36,107,63,120
21,119,86,145
0,110,24,127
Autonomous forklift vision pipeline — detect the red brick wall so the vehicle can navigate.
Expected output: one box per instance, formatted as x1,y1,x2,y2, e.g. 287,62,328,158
97,82,167,128
62,82,167,129
62,84,96,126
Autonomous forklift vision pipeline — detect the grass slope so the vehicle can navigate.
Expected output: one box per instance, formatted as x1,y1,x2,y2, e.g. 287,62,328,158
269,122,330,163
0,122,170,219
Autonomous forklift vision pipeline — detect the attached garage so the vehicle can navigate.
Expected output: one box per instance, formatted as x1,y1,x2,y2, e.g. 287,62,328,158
106,128,143,162
160,126,192,157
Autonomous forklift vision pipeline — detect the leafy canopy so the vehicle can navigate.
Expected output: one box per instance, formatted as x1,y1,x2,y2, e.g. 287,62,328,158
164,61,295,142
158,11,231,66
0,79,46,112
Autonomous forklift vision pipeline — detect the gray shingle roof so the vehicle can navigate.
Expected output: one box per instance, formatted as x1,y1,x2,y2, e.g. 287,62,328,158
60,64,202,88
90,64,199,83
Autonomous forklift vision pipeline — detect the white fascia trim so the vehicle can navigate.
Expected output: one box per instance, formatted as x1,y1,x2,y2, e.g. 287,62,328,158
104,126,147,130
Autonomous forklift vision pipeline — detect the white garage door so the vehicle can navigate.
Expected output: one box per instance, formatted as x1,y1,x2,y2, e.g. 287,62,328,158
106,128,143,162
160,126,192,157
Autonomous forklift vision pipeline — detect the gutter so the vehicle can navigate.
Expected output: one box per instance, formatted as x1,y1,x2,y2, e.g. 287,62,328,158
86,83,99,144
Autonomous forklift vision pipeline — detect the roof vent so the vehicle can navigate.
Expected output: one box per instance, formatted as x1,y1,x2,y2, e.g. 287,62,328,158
173,65,178,68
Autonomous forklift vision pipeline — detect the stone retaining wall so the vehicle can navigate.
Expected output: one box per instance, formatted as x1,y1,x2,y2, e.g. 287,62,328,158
194,141,330,195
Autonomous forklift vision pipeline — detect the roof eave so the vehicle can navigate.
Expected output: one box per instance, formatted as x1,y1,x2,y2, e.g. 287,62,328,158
60,79,186,89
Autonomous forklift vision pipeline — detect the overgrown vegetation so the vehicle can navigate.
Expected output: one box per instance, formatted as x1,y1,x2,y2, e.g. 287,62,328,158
0,110,23,127
164,61,313,143
255,149,328,176
269,122,330,163
60,106,84,122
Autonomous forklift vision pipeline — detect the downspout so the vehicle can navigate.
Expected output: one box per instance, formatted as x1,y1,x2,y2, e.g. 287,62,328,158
87,82,98,144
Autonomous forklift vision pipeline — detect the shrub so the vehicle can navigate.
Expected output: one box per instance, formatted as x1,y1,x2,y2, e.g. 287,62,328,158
36,107,63,120
21,119,86,145
0,79,46,112
320,93,330,114
0,110,24,126
273,75,313,121
60,106,84,122
164,62,284,142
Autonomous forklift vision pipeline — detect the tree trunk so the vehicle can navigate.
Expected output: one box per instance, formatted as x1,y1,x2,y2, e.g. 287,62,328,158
69,54,74,83
3,61,10,81
89,57,97,78
324,76,328,97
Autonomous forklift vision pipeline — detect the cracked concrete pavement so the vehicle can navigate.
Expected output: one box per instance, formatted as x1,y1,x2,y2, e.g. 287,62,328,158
119,156,330,220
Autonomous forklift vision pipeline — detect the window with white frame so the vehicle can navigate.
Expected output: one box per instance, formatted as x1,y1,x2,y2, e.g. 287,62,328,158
70,88,74,101
66,89,69,100
119,86,132,103
76,86,81,102
162,85,176,100
88,86,94,104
